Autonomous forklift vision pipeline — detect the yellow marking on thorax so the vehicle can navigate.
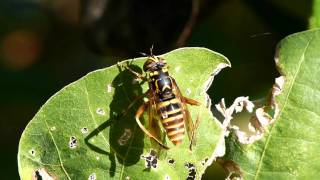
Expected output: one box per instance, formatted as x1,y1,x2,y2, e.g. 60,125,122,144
162,67,168,72
155,79,160,93
149,71,159,77
162,84,171,91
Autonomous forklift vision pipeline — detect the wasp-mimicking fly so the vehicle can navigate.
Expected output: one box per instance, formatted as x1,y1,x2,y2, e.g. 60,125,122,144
123,48,201,150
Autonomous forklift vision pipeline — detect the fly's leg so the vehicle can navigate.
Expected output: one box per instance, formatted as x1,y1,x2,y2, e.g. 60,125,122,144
118,62,147,81
136,103,169,149
183,96,201,106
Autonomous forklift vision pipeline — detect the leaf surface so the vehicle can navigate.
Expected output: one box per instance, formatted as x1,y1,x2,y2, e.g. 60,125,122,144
18,47,230,180
310,0,320,29
224,30,320,179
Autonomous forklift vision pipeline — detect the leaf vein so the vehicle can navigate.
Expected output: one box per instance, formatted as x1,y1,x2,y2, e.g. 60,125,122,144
43,114,71,179
84,79,111,150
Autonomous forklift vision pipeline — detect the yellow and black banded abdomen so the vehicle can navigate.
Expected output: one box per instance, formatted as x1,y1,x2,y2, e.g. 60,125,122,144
157,98,185,145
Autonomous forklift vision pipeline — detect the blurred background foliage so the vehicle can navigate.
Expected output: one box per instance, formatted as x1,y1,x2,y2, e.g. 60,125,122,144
0,0,312,179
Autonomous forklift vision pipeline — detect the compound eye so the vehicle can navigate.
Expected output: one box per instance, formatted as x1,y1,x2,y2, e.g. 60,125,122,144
143,59,154,72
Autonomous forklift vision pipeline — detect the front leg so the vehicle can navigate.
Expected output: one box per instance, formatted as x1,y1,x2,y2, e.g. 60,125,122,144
118,62,147,81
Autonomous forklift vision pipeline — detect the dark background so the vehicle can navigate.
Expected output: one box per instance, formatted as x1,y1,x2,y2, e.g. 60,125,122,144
0,0,311,179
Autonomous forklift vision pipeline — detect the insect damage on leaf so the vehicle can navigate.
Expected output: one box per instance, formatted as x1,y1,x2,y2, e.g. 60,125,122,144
167,158,175,165
215,76,285,177
216,97,264,144
141,149,158,169
165,174,171,180
96,108,105,116
201,158,209,166
81,127,89,134
69,136,77,149
33,168,55,180
216,75,285,145
88,173,96,180
185,162,196,180
270,76,285,117
29,149,36,156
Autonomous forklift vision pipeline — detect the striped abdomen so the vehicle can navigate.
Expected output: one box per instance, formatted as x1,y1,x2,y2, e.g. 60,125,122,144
157,98,185,145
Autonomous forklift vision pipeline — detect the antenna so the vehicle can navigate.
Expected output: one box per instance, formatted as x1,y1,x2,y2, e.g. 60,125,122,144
138,52,147,56
150,44,154,56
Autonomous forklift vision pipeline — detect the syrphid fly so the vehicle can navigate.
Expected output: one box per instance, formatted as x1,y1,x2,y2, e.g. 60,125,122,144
122,47,201,150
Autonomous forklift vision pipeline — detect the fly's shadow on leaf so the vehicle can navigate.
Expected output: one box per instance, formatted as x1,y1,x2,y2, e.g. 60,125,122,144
85,64,145,176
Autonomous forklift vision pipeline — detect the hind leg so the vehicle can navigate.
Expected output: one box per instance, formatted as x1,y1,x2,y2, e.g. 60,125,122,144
135,103,169,149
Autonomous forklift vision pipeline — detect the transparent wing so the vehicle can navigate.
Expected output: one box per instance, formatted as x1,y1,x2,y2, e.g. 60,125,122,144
147,91,168,149
170,77,195,144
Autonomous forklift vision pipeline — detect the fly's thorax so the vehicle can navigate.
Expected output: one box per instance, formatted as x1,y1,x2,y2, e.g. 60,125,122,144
149,70,174,100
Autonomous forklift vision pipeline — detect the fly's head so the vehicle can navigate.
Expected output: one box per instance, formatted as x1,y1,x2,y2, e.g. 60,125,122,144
143,55,168,73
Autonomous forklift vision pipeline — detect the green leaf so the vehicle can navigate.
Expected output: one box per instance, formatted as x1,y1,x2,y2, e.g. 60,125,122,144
224,30,320,179
18,47,230,180
310,0,320,29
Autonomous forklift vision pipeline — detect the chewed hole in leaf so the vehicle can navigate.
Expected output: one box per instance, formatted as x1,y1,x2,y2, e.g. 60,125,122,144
185,163,196,180
168,158,175,165
216,97,268,144
186,88,192,95
217,75,285,145
141,150,158,169
29,149,36,156
118,128,132,146
201,157,209,166
96,108,105,116
50,126,56,131
81,127,89,134
88,173,96,180
69,136,77,149
107,84,113,93
33,168,55,180
125,176,130,180
165,174,170,180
